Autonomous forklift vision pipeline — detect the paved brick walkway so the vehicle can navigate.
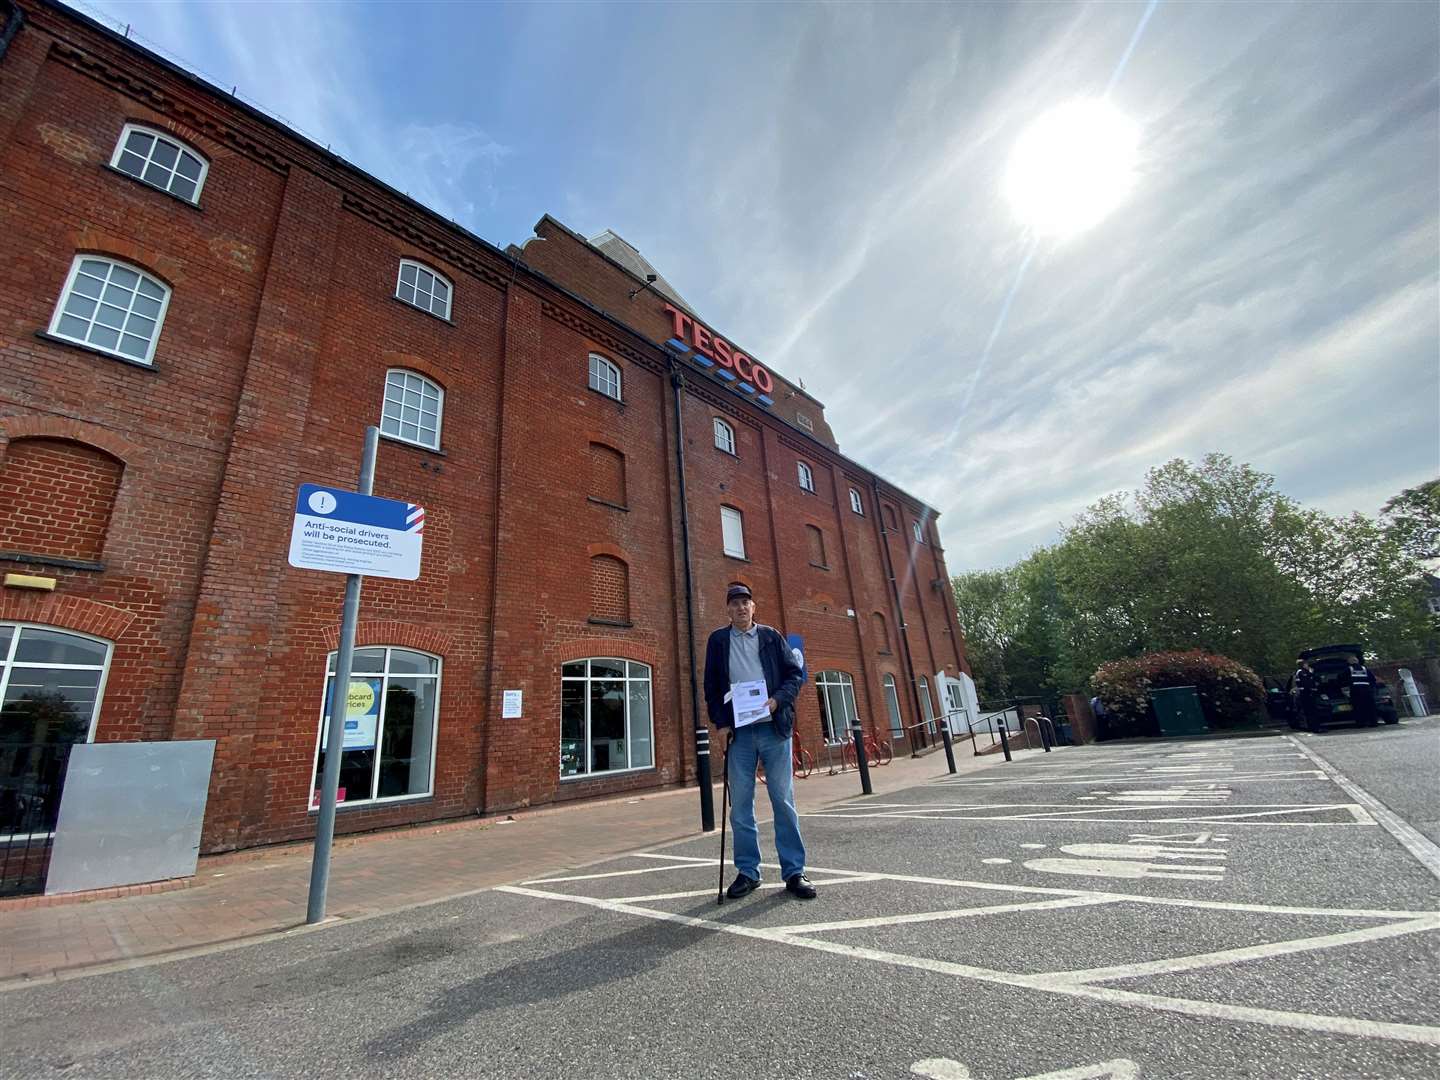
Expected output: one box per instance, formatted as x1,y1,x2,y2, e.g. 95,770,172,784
0,739,1049,985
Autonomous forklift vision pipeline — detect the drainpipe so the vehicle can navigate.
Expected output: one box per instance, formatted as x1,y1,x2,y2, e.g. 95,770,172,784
0,1,24,61
668,354,714,832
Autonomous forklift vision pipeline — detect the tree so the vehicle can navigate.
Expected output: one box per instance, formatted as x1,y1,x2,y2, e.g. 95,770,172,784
1381,478,1440,564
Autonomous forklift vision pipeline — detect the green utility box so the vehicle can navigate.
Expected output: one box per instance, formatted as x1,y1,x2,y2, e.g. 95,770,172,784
1149,685,1209,737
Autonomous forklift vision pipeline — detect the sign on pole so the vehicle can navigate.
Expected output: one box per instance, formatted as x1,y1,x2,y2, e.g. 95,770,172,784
288,483,424,580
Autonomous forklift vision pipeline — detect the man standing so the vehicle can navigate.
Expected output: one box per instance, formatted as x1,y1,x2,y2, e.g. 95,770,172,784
704,583,815,900
1292,657,1319,732
1345,654,1378,727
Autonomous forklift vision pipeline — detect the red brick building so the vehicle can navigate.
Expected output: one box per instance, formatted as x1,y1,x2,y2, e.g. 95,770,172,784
0,0,970,855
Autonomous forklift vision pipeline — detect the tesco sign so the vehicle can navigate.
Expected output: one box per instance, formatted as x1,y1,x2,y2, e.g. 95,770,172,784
665,303,775,395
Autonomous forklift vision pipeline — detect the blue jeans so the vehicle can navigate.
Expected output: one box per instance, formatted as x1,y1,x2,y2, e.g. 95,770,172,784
726,722,807,881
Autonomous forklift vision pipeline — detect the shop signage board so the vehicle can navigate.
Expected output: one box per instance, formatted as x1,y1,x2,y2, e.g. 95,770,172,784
288,483,424,580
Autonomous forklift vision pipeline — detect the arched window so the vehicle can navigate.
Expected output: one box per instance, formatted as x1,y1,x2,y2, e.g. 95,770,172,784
48,255,170,364
380,369,443,450
590,555,630,624
588,354,622,400
713,418,736,455
0,439,122,564
560,659,653,777
912,519,926,544
395,259,452,320
311,647,440,807
917,675,937,735
0,623,113,839
110,123,208,203
588,443,627,507
815,670,857,744
871,613,890,653
882,673,904,737
797,461,815,492
882,504,899,531
849,488,864,515
805,524,827,568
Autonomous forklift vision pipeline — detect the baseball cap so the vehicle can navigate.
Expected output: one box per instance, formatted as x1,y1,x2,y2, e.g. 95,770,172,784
726,584,753,603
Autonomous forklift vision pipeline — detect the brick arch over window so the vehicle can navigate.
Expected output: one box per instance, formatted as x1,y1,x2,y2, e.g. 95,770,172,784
872,612,891,653
0,593,136,641
0,439,123,564
322,621,453,655
590,555,630,624
588,442,626,507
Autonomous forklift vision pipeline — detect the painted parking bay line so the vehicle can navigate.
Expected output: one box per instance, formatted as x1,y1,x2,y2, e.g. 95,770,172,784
495,883,1440,1046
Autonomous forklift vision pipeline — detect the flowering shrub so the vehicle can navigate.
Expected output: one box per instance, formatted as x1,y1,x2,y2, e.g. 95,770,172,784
1091,650,1265,736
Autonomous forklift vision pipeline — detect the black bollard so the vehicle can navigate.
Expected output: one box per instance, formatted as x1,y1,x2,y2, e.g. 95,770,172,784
851,723,874,795
997,720,1013,762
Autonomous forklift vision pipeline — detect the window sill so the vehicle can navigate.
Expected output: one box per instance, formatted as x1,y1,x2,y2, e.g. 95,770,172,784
809,562,831,571
586,497,629,512
392,295,456,326
103,163,204,212
34,331,159,372
0,551,105,572
560,765,657,784
587,617,634,628
800,488,817,496
587,387,626,409
723,553,751,563
877,650,894,657
379,431,447,457
307,792,434,814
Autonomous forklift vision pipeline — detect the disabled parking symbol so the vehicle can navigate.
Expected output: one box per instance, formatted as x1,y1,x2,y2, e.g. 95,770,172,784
1022,837,1228,882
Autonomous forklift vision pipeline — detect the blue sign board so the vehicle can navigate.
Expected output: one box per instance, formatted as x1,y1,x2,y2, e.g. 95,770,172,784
288,483,424,580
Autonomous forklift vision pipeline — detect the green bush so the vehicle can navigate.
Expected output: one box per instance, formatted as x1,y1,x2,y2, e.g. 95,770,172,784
1091,650,1265,736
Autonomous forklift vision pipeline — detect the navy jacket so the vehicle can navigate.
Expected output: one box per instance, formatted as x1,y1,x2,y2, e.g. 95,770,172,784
703,623,805,739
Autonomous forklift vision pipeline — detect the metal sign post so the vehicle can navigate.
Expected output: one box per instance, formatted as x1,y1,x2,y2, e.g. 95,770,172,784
306,427,379,925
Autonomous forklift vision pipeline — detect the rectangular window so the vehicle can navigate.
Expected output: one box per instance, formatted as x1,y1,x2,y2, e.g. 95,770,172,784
560,659,654,777
912,520,925,544
849,488,863,515
721,506,745,559
312,647,439,808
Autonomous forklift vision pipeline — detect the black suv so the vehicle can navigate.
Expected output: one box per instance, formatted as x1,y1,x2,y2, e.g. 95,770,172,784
1287,644,1400,732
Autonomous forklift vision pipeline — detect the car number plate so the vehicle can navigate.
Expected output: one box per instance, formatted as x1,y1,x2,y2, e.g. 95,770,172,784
1335,703,1352,712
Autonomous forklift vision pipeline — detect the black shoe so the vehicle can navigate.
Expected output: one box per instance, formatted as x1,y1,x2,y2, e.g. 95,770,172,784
785,874,817,900
726,873,762,899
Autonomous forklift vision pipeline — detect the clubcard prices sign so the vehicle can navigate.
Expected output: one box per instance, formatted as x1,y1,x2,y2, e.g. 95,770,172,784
288,484,423,580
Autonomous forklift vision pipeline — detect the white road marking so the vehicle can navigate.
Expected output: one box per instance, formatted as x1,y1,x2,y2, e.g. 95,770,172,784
911,1060,971,1079
1288,735,1440,883
1062,843,1226,860
496,884,1440,1045
982,858,1013,865
622,854,1438,921
1052,915,1440,984
940,771,1324,786
780,894,1120,936
524,864,703,884
613,875,881,903
1023,857,1224,882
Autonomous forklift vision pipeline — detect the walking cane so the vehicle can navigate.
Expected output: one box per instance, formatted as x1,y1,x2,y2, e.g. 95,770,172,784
717,730,733,905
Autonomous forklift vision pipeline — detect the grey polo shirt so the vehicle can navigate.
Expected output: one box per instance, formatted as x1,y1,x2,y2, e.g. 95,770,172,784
728,623,766,688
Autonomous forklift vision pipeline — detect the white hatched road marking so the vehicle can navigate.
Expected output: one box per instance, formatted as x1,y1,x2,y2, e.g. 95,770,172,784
776,894,1120,935
496,882,1440,1046
912,1058,1140,1080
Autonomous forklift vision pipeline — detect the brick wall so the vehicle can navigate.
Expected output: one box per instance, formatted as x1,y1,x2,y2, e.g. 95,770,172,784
0,0,971,853
0,438,121,562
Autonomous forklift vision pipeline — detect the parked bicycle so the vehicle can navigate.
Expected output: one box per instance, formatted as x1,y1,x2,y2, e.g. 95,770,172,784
841,732,893,769
756,742,815,785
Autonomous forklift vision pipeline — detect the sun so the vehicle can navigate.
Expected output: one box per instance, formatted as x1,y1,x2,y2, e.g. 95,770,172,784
1003,99,1140,239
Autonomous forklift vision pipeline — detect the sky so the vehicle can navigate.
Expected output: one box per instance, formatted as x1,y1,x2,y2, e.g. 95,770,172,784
68,0,1439,571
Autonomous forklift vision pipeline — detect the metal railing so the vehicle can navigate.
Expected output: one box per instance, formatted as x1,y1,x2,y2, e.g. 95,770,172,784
0,742,75,897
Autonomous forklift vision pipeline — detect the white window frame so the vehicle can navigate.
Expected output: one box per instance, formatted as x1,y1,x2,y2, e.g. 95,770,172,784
395,259,452,320
559,658,655,779
721,505,746,559
109,123,208,204
882,673,904,737
713,417,736,455
815,670,858,745
797,461,815,493
380,368,444,450
589,353,622,400
918,675,937,735
849,488,864,515
912,519,925,544
47,255,171,365
0,623,114,842
309,647,442,810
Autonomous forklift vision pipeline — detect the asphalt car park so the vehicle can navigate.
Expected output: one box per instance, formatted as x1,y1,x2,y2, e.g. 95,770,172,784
0,722,1435,1079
